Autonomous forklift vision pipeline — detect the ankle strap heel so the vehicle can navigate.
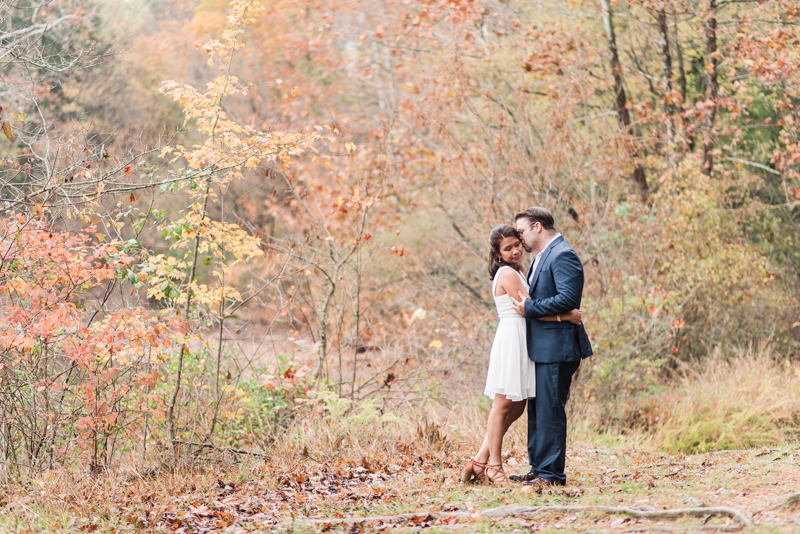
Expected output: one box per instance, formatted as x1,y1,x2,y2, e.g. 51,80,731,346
486,463,508,486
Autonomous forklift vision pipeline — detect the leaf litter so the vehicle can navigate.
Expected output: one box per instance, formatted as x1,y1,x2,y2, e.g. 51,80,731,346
4,445,800,532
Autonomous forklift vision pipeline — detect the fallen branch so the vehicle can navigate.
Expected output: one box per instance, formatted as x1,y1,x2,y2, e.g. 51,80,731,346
275,504,751,530
626,526,743,532
483,505,752,528
770,491,800,510
171,440,268,459
752,490,800,518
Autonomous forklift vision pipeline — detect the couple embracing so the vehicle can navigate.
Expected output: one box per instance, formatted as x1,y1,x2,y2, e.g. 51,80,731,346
463,207,593,487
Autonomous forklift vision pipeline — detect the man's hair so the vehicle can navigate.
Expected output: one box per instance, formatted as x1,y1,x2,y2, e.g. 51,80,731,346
515,206,555,231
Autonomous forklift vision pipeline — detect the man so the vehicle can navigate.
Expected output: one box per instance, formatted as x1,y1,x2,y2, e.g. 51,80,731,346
509,206,593,487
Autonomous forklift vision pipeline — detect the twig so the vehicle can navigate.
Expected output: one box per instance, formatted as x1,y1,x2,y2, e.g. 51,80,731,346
171,440,268,459
276,511,470,528
632,462,682,469
719,157,781,176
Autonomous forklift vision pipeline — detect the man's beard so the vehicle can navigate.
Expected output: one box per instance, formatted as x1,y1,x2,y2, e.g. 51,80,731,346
522,242,532,253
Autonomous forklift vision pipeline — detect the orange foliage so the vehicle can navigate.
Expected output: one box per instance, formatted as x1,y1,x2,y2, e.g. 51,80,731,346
0,215,185,473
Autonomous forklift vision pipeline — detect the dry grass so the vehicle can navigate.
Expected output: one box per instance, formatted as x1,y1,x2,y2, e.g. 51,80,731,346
653,345,800,454
570,344,800,455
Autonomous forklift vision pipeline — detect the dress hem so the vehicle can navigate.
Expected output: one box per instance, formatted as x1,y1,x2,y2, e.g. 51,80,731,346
484,391,536,402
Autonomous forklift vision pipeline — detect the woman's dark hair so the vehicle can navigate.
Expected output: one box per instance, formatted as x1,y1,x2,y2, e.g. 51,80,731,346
488,224,523,280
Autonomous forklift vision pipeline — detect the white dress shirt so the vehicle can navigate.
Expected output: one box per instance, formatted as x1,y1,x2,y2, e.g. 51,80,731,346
528,233,561,284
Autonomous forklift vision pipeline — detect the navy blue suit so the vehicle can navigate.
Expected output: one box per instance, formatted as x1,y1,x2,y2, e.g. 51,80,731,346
524,235,592,484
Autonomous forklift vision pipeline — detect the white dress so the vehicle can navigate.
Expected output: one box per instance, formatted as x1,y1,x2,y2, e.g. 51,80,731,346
484,266,536,401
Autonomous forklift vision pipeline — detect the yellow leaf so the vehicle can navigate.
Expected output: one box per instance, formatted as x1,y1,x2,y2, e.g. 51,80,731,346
429,339,442,350
2,122,12,141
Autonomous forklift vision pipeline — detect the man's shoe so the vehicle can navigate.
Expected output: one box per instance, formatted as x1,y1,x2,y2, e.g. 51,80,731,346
521,476,554,487
509,471,539,483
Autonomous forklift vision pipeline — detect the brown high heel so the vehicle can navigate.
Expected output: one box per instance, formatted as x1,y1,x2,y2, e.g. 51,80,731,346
461,459,487,484
486,463,508,486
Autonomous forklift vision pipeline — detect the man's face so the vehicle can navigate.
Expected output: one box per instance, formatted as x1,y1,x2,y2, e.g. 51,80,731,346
516,218,540,253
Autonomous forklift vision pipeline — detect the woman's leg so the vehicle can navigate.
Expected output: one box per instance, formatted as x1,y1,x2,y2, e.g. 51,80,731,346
487,395,523,466
474,396,526,463
508,399,526,428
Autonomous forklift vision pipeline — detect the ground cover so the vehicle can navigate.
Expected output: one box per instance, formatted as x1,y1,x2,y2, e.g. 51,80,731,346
4,442,800,533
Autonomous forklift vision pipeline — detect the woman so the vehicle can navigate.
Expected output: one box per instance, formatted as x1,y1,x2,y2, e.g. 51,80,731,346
462,225,582,486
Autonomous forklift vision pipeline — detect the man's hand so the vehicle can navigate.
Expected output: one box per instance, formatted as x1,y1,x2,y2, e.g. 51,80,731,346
510,291,526,316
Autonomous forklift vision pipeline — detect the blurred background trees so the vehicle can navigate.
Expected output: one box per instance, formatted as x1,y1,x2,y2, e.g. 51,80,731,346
1,0,799,474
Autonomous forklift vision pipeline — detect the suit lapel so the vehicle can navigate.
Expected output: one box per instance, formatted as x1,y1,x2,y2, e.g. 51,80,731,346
529,235,564,292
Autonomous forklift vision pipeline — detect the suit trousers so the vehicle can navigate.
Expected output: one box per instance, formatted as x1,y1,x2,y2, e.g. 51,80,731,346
526,360,580,485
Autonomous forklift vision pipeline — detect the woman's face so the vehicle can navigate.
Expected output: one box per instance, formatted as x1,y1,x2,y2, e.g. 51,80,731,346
498,235,524,266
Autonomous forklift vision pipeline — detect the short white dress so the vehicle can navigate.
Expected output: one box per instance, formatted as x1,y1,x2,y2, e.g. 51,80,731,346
484,266,536,401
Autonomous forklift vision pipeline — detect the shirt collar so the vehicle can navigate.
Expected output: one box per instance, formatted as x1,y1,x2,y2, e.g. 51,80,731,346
539,232,561,254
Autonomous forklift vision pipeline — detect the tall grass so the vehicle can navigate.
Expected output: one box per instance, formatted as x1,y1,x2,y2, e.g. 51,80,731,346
655,345,800,453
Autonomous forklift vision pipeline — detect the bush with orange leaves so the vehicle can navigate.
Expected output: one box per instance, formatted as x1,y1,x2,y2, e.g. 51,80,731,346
0,215,185,475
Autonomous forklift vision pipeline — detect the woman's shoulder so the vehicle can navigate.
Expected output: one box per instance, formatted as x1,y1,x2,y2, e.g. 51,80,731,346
495,266,523,283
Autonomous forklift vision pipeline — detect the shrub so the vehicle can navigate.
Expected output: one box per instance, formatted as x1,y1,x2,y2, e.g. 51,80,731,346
0,215,182,475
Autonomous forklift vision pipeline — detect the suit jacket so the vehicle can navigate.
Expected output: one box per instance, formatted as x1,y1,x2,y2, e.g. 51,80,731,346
524,235,593,364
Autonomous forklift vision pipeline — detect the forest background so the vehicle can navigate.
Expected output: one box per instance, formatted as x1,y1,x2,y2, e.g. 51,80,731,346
1,0,800,530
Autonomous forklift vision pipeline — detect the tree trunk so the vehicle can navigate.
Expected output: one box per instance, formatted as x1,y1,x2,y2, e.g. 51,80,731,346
656,8,675,162
671,5,694,152
600,0,649,201
702,0,718,176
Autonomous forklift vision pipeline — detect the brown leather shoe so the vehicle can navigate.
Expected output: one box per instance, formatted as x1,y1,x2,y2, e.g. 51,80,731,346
509,471,539,483
521,476,554,487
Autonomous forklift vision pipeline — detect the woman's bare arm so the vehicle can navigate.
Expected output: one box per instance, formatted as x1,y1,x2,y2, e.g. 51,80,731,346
496,268,529,297
498,269,582,324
